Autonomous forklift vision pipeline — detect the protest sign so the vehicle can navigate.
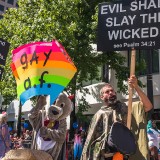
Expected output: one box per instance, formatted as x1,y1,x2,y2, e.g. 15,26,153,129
0,66,4,80
11,40,77,105
97,0,160,51
0,38,10,65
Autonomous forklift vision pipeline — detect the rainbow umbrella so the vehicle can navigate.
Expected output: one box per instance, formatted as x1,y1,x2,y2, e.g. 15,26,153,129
11,40,77,105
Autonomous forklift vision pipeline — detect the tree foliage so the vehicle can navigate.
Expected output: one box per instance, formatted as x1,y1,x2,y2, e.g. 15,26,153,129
0,0,129,112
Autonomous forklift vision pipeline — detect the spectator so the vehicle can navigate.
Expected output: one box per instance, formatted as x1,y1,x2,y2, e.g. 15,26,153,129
24,130,32,141
0,112,11,159
147,120,160,160
74,129,86,160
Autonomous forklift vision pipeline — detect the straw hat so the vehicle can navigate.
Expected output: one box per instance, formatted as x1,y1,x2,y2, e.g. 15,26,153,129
2,149,53,160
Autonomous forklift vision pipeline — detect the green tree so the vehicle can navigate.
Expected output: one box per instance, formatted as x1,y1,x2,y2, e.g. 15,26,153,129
0,0,130,114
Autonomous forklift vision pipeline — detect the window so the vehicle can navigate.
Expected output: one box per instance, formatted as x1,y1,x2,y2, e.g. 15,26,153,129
152,50,159,73
16,2,18,7
81,66,102,86
0,5,4,12
128,50,159,75
7,0,14,5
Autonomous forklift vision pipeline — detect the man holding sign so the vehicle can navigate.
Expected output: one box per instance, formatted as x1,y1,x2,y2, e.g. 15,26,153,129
95,0,156,159
81,75,153,160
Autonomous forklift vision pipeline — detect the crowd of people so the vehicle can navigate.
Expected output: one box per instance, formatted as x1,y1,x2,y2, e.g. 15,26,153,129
0,112,33,159
147,119,160,160
1,75,160,160
10,129,32,149
0,112,86,160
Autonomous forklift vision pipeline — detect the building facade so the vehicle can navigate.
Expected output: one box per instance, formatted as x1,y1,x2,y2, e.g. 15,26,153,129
0,0,18,19
7,99,33,130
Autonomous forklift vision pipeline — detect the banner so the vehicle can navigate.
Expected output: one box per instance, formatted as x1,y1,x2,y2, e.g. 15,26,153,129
97,0,160,51
0,66,4,80
11,40,77,105
0,38,10,65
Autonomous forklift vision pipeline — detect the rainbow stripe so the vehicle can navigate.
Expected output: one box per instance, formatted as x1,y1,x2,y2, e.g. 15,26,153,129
11,40,77,104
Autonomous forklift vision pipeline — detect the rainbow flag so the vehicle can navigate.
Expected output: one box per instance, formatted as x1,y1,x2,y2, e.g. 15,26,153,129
11,40,77,105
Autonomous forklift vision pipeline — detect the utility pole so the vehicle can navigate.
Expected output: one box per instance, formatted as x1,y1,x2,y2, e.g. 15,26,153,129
147,50,154,120
17,102,22,137
69,94,76,141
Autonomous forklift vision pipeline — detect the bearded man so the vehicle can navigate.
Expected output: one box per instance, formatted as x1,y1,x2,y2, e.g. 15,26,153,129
80,75,153,160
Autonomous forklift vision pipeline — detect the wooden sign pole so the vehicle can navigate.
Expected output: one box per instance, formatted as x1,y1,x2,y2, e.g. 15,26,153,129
127,49,136,129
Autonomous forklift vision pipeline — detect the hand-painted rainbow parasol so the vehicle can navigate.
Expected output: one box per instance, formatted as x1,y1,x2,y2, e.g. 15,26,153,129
11,40,77,105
